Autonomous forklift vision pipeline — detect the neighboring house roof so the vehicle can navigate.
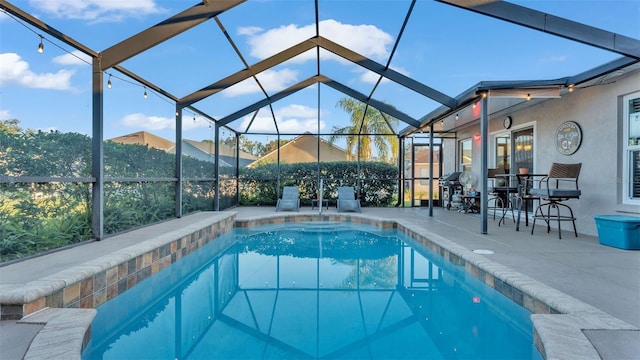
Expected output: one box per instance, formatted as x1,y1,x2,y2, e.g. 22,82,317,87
108,131,175,151
184,139,257,161
413,148,440,164
107,131,256,167
250,132,352,167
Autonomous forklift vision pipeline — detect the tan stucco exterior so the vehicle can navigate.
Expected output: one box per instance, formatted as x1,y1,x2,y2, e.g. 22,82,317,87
441,70,640,236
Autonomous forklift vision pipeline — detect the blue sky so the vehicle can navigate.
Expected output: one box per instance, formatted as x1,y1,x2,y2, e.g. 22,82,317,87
1,0,639,142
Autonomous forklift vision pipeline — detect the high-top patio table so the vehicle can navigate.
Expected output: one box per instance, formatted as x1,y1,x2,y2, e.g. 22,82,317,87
514,173,547,231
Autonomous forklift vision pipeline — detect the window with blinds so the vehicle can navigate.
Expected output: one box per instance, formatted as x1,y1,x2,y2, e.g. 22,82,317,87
625,93,640,202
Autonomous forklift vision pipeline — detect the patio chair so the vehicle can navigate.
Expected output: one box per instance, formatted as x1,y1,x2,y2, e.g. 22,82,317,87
275,186,300,212
487,168,517,225
337,186,361,213
529,163,582,239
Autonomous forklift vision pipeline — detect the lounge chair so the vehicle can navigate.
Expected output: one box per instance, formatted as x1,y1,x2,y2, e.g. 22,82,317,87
276,186,300,212
337,186,361,213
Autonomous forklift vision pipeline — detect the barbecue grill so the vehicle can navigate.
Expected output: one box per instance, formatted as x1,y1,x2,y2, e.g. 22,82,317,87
439,172,463,210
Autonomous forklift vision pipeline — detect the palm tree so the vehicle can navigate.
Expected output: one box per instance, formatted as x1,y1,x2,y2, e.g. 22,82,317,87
329,98,398,162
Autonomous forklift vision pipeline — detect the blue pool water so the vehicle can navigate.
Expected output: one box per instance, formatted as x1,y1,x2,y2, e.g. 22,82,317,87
82,222,542,359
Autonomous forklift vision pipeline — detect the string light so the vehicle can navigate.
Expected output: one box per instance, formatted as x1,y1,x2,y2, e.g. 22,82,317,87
526,93,531,101
107,74,112,89
37,35,44,53
143,87,148,99
568,84,574,92
455,114,459,121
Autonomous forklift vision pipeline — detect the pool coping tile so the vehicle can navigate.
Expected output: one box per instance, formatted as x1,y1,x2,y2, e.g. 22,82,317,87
2,212,637,360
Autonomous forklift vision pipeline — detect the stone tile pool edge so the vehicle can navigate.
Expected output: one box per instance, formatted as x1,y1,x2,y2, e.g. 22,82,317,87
2,212,636,360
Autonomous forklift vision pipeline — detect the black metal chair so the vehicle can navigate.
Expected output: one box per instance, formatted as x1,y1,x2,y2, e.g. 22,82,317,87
487,168,517,225
529,163,582,239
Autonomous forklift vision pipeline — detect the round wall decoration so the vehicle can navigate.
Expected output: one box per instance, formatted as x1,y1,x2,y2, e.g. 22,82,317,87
503,116,512,129
555,121,582,155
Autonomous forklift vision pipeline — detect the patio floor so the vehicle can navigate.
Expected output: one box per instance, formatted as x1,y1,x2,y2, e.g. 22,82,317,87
1,206,639,359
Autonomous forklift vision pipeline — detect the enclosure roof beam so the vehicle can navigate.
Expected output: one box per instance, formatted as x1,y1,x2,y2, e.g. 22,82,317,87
181,35,457,110
100,0,245,70
322,78,420,129
438,0,640,60
216,76,319,127
217,75,420,129
180,39,317,106
310,36,457,108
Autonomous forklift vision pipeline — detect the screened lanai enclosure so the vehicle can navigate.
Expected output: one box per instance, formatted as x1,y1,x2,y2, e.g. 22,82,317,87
2,0,638,261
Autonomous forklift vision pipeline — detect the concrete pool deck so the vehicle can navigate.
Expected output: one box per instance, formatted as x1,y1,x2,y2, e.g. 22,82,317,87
1,206,639,359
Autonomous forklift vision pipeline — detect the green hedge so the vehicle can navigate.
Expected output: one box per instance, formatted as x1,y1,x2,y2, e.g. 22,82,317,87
239,161,399,207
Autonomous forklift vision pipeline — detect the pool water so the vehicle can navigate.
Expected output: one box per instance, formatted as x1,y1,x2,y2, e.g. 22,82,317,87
82,222,542,359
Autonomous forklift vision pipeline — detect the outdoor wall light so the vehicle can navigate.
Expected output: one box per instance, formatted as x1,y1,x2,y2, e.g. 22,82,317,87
37,35,44,53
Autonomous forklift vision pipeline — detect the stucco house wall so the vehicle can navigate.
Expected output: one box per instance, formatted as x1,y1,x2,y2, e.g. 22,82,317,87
444,70,640,236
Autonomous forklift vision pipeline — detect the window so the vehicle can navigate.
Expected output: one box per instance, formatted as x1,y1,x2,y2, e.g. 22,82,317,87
495,134,510,171
623,92,640,204
459,138,472,172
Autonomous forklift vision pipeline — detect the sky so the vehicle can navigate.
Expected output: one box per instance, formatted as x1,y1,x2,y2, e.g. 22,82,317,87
1,0,639,143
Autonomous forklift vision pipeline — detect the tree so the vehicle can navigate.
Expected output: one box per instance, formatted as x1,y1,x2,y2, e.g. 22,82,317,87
329,98,399,163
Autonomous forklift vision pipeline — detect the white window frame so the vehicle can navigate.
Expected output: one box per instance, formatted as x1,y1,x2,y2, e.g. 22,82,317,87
459,138,472,172
622,91,640,205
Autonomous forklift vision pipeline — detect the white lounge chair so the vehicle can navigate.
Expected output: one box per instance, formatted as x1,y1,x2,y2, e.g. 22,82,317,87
337,186,361,213
276,186,300,212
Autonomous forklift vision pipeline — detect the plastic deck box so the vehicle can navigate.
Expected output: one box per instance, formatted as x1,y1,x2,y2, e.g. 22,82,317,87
593,215,640,250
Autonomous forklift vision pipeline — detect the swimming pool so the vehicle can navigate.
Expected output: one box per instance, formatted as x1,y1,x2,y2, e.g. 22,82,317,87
82,222,542,359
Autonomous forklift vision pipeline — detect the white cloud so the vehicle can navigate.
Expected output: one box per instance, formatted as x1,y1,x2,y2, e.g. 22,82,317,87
0,109,11,120
52,50,92,66
118,113,175,131
0,53,75,90
240,104,325,133
223,68,299,96
242,19,392,63
275,104,318,119
182,115,212,132
28,0,164,21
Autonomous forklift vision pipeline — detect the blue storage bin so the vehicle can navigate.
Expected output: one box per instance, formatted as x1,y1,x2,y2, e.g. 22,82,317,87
593,215,640,250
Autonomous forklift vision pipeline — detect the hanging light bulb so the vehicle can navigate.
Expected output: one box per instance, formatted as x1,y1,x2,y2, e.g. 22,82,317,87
526,93,531,101
37,35,44,54
455,114,459,121
568,84,574,93
193,115,196,123
472,102,476,109
143,87,148,99
107,74,112,89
